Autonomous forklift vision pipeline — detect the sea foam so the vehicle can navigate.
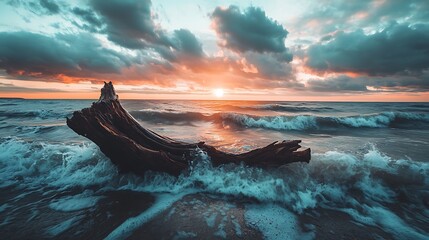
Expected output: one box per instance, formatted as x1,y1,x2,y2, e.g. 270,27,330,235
0,138,117,189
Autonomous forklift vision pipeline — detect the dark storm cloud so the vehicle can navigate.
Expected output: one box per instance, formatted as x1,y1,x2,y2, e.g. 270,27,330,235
211,5,289,54
306,76,368,92
0,31,130,78
39,0,59,14
6,0,61,15
71,7,103,32
172,29,204,57
154,29,205,62
88,0,204,62
306,74,429,92
208,5,295,84
90,0,170,49
244,52,293,79
306,23,429,76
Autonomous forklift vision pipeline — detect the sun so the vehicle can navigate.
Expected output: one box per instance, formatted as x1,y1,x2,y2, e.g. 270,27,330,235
213,88,224,98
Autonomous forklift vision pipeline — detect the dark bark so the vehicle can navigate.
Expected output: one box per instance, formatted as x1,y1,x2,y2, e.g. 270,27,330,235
66,82,311,176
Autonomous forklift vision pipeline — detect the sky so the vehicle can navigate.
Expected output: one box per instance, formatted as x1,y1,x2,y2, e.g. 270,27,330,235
0,0,428,101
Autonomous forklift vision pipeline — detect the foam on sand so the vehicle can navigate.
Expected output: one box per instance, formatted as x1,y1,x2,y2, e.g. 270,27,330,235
45,215,83,236
104,192,188,240
245,203,313,240
49,190,103,212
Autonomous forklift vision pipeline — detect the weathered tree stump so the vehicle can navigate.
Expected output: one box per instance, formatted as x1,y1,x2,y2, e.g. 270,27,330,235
66,82,311,176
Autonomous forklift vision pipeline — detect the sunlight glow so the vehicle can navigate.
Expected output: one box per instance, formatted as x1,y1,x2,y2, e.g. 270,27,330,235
213,88,224,98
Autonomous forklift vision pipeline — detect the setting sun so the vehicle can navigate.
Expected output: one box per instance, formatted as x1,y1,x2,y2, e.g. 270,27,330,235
213,88,224,98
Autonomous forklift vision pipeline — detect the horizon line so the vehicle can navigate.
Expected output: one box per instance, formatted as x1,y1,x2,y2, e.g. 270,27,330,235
1,97,428,103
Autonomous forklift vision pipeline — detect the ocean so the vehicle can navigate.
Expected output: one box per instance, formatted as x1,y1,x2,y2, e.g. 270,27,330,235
0,99,428,239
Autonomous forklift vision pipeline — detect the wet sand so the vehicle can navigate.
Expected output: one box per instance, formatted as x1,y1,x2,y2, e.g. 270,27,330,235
130,194,263,239
129,193,395,240
0,188,154,239
0,188,409,239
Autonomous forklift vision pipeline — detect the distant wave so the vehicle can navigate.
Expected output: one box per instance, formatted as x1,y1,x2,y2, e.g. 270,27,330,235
218,103,337,113
408,104,429,108
15,125,61,134
220,112,429,130
129,110,209,123
244,104,336,112
0,103,18,107
0,110,67,119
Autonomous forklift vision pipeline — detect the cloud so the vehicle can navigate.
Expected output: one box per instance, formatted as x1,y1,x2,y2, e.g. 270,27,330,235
306,74,429,92
153,29,205,63
0,82,64,92
306,75,368,92
7,0,61,15
211,5,289,54
244,52,293,79
306,23,429,76
209,5,295,83
172,29,204,57
71,7,103,32
0,31,130,79
295,0,429,35
39,0,59,14
90,0,169,49
88,0,204,63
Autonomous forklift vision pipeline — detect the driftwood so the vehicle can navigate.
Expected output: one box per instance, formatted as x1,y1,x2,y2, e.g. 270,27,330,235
66,82,311,176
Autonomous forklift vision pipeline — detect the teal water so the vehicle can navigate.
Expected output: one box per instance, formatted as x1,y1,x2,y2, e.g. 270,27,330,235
0,99,428,239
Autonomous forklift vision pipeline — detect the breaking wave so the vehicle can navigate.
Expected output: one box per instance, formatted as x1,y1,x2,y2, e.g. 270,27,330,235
0,138,117,189
220,112,429,130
